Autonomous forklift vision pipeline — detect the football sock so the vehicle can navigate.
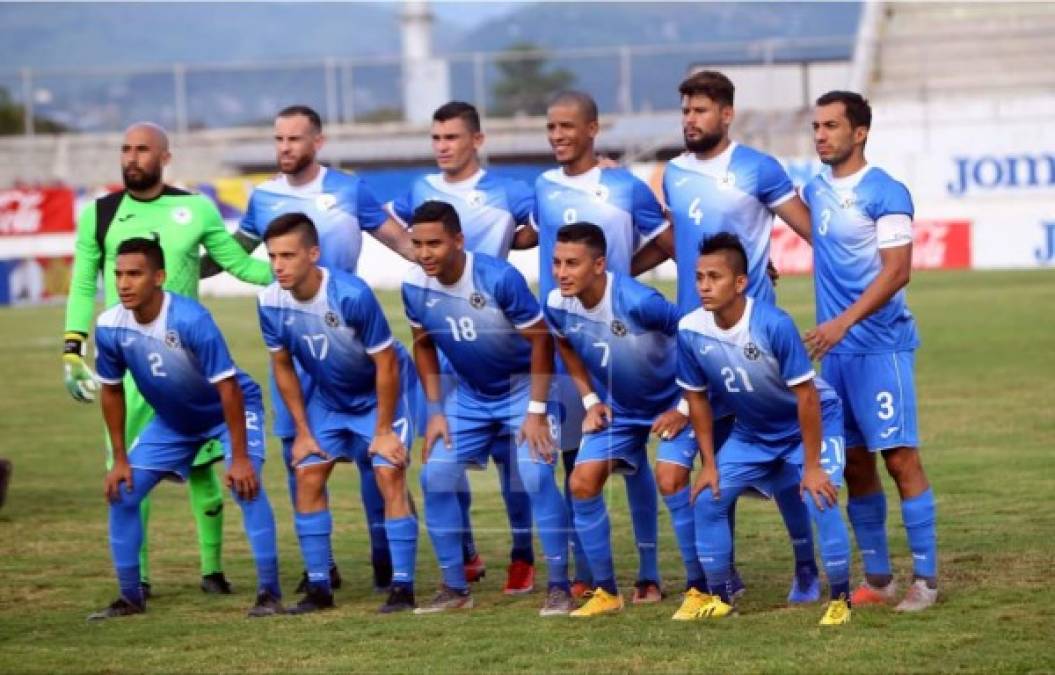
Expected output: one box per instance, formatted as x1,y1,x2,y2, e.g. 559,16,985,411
385,516,418,591
901,488,938,587
232,458,280,598
662,486,706,589
294,510,333,595
775,480,819,573
497,454,535,564
563,449,592,584
420,460,468,591
623,463,660,583
517,456,569,586
572,493,615,594
696,485,740,603
357,458,392,569
806,497,852,601
188,463,225,576
847,491,893,585
110,468,164,606
284,437,337,570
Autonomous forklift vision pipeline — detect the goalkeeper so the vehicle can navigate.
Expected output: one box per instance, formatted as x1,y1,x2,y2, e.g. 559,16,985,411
63,122,273,595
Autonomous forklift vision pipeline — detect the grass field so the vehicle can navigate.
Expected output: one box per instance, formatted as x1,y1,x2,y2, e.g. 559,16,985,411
1,270,1053,673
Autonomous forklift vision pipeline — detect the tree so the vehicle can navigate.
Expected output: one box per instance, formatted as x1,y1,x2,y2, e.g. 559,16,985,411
490,42,575,117
0,87,67,135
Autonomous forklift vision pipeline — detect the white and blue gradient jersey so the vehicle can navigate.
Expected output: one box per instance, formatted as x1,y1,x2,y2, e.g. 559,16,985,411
402,252,543,399
803,165,919,353
385,169,534,259
663,144,796,313
676,297,840,445
533,166,668,302
257,267,393,415
544,273,682,425
95,292,260,436
238,166,388,274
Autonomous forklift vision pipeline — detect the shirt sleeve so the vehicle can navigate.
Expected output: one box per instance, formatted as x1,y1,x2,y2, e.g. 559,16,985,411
185,309,238,383
675,329,708,392
385,189,414,228
507,180,536,230
346,285,394,355
401,282,422,329
769,313,815,387
199,199,273,286
866,178,915,221
93,328,126,385
542,298,564,338
758,154,796,209
236,192,261,241
256,297,286,352
496,266,544,330
356,180,387,232
876,213,914,249
64,202,102,334
630,174,669,246
633,289,682,336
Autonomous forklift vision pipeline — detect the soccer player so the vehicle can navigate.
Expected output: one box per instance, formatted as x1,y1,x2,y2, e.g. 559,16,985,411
89,237,281,620
677,233,852,625
544,222,697,617
803,91,938,612
654,70,820,603
534,90,669,599
64,122,273,596
257,213,419,614
203,105,416,593
402,201,571,616
383,101,538,592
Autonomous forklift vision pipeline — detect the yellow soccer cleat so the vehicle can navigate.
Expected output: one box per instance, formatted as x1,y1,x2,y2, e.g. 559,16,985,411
671,588,714,621
569,588,624,617
819,598,852,626
686,594,735,620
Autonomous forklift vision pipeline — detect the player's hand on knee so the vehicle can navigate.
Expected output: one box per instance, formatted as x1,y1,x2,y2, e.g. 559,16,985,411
105,460,133,502
226,456,258,501
62,333,99,403
804,317,850,360
370,430,408,468
582,402,612,434
518,413,555,462
291,432,328,466
652,408,688,441
423,413,450,462
800,465,838,510
691,465,720,504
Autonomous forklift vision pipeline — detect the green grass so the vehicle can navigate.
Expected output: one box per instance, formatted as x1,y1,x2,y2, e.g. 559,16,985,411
1,270,1053,673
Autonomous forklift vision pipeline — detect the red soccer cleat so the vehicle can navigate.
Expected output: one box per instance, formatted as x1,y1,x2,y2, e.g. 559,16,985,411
570,580,593,600
502,560,536,595
464,553,486,583
850,580,898,606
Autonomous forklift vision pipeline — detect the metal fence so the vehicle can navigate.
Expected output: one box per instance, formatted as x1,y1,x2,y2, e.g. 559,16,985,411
1,36,853,136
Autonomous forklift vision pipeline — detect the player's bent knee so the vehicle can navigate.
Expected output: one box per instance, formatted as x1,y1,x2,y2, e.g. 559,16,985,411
655,463,689,495
420,460,462,495
568,466,604,500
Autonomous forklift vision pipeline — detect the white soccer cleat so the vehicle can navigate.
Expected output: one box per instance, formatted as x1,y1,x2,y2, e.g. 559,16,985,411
895,579,938,612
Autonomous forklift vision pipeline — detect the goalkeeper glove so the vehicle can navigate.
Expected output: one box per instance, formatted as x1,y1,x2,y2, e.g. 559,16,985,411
63,331,98,403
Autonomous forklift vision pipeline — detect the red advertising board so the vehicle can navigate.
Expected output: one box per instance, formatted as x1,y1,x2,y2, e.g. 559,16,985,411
0,188,76,236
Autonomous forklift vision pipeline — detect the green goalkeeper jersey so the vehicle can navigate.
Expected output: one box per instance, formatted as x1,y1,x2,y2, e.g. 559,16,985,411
65,186,272,334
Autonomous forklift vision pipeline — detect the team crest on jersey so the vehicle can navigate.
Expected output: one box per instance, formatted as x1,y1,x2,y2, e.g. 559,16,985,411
316,194,337,211
469,292,486,309
592,184,610,203
164,330,181,349
837,191,856,209
324,310,341,328
717,172,737,190
743,342,760,360
610,319,628,337
170,207,192,225
466,190,486,208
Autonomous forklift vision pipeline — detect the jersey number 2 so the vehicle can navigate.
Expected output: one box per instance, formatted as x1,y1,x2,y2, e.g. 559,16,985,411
148,352,167,378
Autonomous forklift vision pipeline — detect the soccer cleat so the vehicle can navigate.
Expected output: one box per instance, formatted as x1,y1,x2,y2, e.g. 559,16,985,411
895,579,938,612
819,598,852,625
464,553,486,583
200,572,233,595
286,587,335,615
503,560,535,595
730,567,746,599
684,595,735,620
378,586,416,614
139,582,152,600
295,565,343,594
570,580,593,600
87,597,144,621
569,588,624,617
247,591,284,618
414,586,473,614
850,579,898,606
787,571,821,604
539,586,574,617
631,580,664,604
671,588,714,621
371,560,391,593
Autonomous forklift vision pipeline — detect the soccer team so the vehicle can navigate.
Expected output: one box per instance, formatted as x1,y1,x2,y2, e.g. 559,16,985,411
62,70,939,625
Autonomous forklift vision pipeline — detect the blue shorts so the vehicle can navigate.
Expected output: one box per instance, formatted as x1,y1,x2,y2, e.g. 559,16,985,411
576,421,656,474
426,381,560,469
717,401,845,493
655,414,735,470
128,395,267,480
822,350,919,451
300,397,414,470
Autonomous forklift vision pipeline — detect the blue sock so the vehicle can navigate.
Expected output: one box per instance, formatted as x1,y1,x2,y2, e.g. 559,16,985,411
457,479,477,561
696,486,738,603
623,463,660,584
358,459,391,568
294,510,333,595
847,491,892,578
563,450,592,584
385,516,418,590
518,455,569,586
806,497,852,600
663,486,706,589
572,493,615,593
901,488,938,583
421,461,468,591
775,475,818,575
285,438,336,570
498,456,535,564
109,468,163,606
232,460,281,598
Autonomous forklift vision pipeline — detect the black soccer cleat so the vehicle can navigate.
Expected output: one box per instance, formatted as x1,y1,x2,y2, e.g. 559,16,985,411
295,565,342,594
140,582,152,600
87,597,145,621
378,585,416,614
200,572,233,595
247,590,285,618
286,587,335,615
373,560,393,594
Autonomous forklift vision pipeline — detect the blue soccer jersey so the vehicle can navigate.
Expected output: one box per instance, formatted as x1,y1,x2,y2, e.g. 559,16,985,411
95,292,261,436
533,166,668,302
257,267,393,414
402,252,543,398
664,144,796,313
239,166,388,274
545,273,682,425
677,297,840,449
386,169,534,260
803,165,919,353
